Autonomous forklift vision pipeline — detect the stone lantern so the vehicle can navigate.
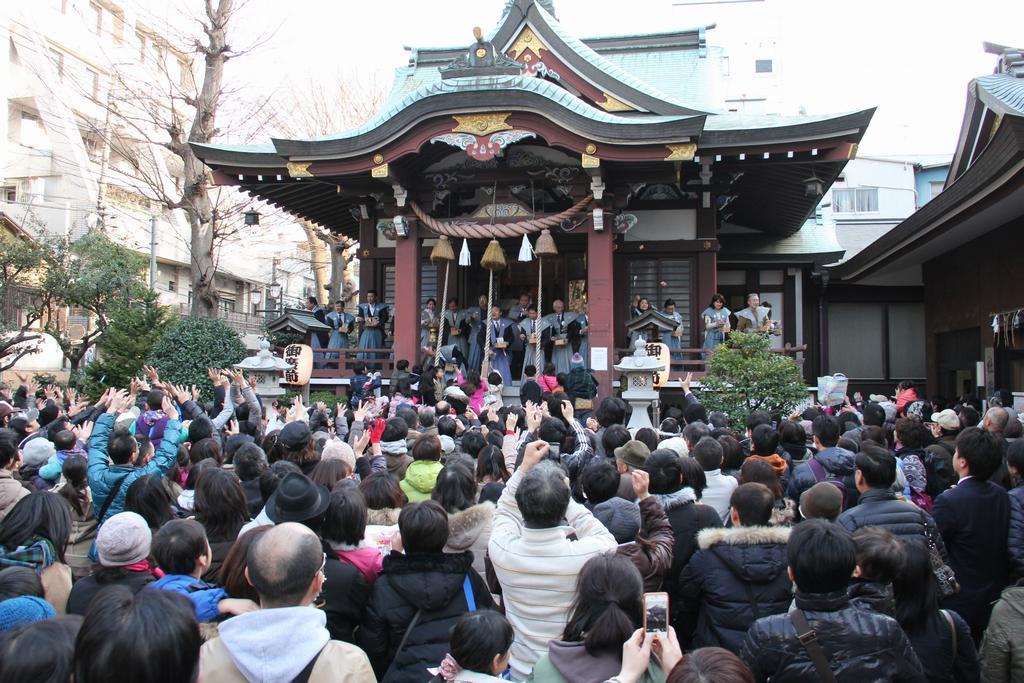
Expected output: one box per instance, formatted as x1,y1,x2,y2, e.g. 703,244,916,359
614,337,666,432
235,338,292,398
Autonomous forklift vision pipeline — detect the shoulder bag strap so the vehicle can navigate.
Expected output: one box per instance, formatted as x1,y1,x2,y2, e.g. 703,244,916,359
291,645,326,683
940,609,957,658
384,608,423,680
97,473,128,524
789,609,838,683
807,457,827,483
463,574,477,612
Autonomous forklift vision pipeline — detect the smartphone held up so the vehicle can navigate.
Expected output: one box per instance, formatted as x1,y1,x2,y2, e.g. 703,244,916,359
643,592,669,634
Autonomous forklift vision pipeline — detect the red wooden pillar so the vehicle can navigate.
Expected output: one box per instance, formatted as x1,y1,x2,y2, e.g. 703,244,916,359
588,226,615,400
393,221,421,368
696,201,718,340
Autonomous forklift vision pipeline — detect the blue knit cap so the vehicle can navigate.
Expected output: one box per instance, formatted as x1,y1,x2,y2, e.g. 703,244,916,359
0,596,56,632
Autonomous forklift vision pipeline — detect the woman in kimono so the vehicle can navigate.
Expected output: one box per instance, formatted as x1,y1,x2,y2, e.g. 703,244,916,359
660,298,685,371
629,297,652,345
575,302,590,368
326,300,355,368
701,293,731,352
466,294,488,374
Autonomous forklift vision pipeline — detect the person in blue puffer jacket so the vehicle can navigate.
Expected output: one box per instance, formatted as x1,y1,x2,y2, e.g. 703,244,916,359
87,389,181,525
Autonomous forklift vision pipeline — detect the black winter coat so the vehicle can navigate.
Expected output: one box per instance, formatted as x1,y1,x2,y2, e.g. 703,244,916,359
321,541,371,644
653,489,723,621
838,488,947,557
785,447,859,508
66,569,155,615
739,589,926,682
358,551,495,683
1006,484,1024,580
903,608,979,683
677,525,792,653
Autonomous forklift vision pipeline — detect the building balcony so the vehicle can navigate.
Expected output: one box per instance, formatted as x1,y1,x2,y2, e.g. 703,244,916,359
175,303,265,337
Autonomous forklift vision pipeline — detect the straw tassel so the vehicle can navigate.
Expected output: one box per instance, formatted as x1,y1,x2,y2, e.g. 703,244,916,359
535,228,558,257
481,239,506,272
518,234,533,262
458,239,471,266
430,234,455,263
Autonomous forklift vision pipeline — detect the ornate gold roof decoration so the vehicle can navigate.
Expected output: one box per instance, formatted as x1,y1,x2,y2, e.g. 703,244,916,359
663,143,697,162
581,153,600,169
598,93,635,113
286,162,313,178
452,113,513,136
371,163,389,178
508,26,546,59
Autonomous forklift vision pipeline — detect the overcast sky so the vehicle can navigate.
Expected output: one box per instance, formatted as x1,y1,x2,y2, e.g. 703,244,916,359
209,0,1023,157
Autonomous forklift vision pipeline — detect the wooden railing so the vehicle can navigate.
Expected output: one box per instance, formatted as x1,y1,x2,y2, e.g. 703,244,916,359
289,347,397,378
614,345,807,374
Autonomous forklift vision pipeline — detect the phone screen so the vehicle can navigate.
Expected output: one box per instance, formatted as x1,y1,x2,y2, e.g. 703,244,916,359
643,592,669,633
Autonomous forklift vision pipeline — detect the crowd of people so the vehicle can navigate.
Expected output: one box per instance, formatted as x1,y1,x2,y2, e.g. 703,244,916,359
0,363,1022,682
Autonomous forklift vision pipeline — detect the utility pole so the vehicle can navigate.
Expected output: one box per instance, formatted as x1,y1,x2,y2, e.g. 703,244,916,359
149,215,157,289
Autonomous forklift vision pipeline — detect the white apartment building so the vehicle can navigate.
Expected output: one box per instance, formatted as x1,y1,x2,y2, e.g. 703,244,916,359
1,0,314,353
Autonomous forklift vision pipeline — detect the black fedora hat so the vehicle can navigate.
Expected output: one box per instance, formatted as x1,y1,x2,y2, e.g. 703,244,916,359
265,472,330,523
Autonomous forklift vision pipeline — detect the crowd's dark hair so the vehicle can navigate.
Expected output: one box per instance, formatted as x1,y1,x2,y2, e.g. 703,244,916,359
58,453,90,516
152,519,209,576
436,415,457,438
381,418,408,444
0,566,44,600
73,587,199,683
563,554,643,656
861,402,886,427
411,434,442,462
432,462,478,514
690,436,723,472
666,647,755,683
108,431,139,465
418,407,436,428
957,405,980,430
645,449,683,495
679,457,707,498
0,431,19,468
683,402,708,426
217,525,270,603
717,435,744,471
581,459,620,505
1008,440,1024,476
854,445,897,489
739,458,783,500
812,415,841,447
709,293,727,306
359,471,407,509
124,474,174,532
595,397,627,428
745,411,772,433
955,427,1002,481
892,537,937,630
516,462,570,528
750,424,780,456
682,421,711,447
523,364,537,377
189,437,222,466
322,485,369,547
659,417,680,435
777,419,806,447
448,610,515,675
395,404,418,430
233,443,268,481
398,500,449,553
852,527,905,583
460,430,487,460
310,459,352,492
894,418,929,450
860,425,888,449
0,492,71,562
194,468,249,543
708,411,729,429
0,615,82,683
601,424,631,455
730,483,774,526
633,427,658,453
537,417,568,448
52,429,76,452
476,445,510,484
787,519,856,594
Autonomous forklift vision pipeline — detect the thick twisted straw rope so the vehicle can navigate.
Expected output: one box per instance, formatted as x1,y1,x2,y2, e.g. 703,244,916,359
408,194,593,238
432,260,451,367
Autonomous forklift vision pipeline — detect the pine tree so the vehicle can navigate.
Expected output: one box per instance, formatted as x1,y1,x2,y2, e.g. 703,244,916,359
84,290,175,396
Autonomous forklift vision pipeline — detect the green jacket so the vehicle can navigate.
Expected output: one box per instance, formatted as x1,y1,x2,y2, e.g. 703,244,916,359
399,459,443,503
980,583,1024,683
526,648,665,683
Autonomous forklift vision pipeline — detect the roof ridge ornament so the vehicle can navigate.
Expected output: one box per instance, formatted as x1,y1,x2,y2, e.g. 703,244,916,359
441,26,525,80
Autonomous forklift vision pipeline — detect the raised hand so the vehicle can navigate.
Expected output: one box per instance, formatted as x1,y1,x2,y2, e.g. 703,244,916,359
142,365,160,384
681,372,692,395
353,400,370,422
226,418,239,435
561,398,575,422
586,416,599,432
505,412,518,434
520,439,550,473
632,469,651,501
368,418,386,444
106,389,130,415
73,421,94,443
162,394,179,421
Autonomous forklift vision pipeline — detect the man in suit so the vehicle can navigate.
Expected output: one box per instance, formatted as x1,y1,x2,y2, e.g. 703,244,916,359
932,426,1011,643
508,293,532,380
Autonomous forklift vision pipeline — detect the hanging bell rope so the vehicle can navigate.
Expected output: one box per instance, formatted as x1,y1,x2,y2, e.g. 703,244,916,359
430,236,455,365
534,228,559,370
480,239,506,378
408,194,593,239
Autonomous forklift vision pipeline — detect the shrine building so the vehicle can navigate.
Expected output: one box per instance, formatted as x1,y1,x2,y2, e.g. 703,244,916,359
192,0,872,395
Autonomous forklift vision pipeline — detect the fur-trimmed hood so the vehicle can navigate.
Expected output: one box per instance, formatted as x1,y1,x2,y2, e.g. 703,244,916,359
445,502,495,552
696,525,790,585
697,525,791,550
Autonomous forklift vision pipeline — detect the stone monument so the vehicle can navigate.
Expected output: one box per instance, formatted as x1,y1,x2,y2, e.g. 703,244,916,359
614,337,666,432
